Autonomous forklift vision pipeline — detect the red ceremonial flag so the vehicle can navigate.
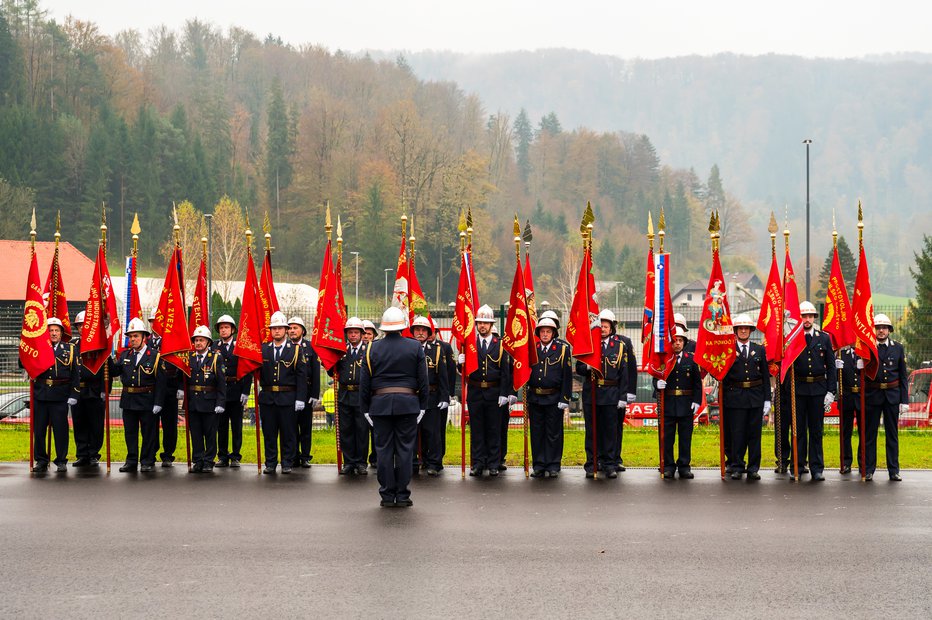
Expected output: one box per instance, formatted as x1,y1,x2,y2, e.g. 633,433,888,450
503,260,535,389
853,245,879,379
43,245,72,341
188,256,208,335
822,245,856,350
567,246,601,373
334,247,348,324
780,250,805,383
640,246,655,366
312,239,347,371
408,252,431,329
20,251,56,378
757,253,783,371
80,245,121,375
523,252,537,330
152,247,191,375
452,248,479,376
121,255,143,350
694,247,737,380
234,254,264,379
646,252,676,379
258,249,280,343
391,234,409,320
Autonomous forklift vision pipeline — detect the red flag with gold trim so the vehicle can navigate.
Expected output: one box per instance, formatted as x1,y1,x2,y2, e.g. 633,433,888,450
258,249,279,343
694,247,737,380
757,253,783,374
853,245,879,379
152,247,190,375
452,248,479,376
567,245,601,373
20,251,55,378
780,251,805,383
234,255,264,379
312,239,346,371
822,246,856,350
43,244,72,341
188,256,208,335
503,260,536,389
80,245,121,375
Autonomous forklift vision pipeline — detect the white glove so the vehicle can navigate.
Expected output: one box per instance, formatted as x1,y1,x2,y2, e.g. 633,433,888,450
364,413,373,427
417,410,426,424
824,393,835,407
240,394,248,406
856,358,865,370
690,403,699,414
899,404,908,415
214,406,225,414
835,358,845,369
439,402,449,410
763,401,772,416
657,380,667,390
558,402,569,411
153,405,162,414
508,395,518,406
617,400,626,410
627,393,636,404
100,392,106,400
309,398,321,408
497,396,509,407
295,400,305,411
176,389,184,401
457,353,465,364
67,397,77,406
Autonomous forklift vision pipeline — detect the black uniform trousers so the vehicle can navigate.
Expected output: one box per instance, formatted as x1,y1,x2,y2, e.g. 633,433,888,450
529,403,563,473
789,394,825,475
260,403,297,468
613,408,627,468
189,411,218,467
217,398,244,462
840,405,863,470
865,401,899,476
123,408,159,467
663,415,693,474
156,392,178,463
338,404,369,468
296,404,313,464
373,413,418,502
583,404,617,473
34,400,70,466
467,398,504,469
419,406,444,470
73,396,105,461
727,406,762,473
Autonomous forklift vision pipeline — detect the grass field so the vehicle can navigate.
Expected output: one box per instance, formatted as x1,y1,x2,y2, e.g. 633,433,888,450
3,425,930,469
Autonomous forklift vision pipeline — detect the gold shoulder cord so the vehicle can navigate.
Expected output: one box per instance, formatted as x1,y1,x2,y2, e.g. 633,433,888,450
365,341,373,373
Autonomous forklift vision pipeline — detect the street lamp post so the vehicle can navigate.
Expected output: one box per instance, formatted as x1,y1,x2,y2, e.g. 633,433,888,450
803,138,812,300
350,251,360,316
384,268,393,308
204,213,213,321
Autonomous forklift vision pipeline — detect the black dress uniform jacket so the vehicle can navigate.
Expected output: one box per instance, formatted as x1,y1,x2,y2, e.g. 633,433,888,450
787,329,838,396
528,340,573,406
360,335,429,416
465,335,514,400
654,352,703,416
723,341,770,408
213,338,251,401
839,347,862,413
258,341,308,405
333,342,366,407
188,350,227,412
424,340,451,408
866,340,908,406
576,335,628,406
34,341,81,402
117,345,166,409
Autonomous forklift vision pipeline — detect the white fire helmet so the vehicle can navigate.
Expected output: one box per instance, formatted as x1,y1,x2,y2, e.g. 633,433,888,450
288,316,307,335
539,310,561,329
732,313,756,330
799,301,818,317
74,311,86,325
191,325,213,342
215,314,237,332
476,305,495,323
345,317,365,332
674,313,688,330
873,313,893,330
268,311,289,328
379,306,407,332
125,317,149,335
411,315,434,335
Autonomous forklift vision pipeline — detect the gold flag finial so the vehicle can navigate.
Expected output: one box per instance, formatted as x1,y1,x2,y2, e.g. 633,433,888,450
579,201,595,234
523,219,533,245
466,206,473,230
55,211,61,235
512,215,521,239
172,202,179,227
658,207,666,233
30,207,37,234
336,215,343,240
707,211,716,234
768,211,778,236
647,211,654,237
263,211,271,235
325,202,332,228
457,210,466,233
131,213,141,236
409,215,415,242
857,199,863,228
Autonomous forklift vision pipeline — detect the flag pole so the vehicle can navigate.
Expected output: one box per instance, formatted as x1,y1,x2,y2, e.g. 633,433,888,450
410,215,424,467
28,210,37,472
245,219,263,474
769,214,782,473
857,203,867,482
583,215,598,480
509,218,529,478
172,218,193,472
710,211,726,481
522,223,532,480
785,222,800,482
460,213,469,479
330,207,344,472
655,212,666,478
103,205,116,473
47,214,61,458
832,217,845,474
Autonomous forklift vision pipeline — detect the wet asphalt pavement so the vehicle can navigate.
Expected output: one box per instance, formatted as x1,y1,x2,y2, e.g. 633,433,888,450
1,463,931,618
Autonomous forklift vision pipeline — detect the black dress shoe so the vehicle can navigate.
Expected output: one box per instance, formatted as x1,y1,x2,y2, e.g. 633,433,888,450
55,463,68,473
679,471,695,479
203,464,214,473
865,473,873,481
380,499,396,507
488,468,500,477
662,471,675,479
426,468,439,476
585,471,595,479
215,460,229,468
281,466,292,474
604,469,618,479
161,460,173,468
840,465,851,474
396,498,414,507
469,467,482,477
31,463,48,473
615,464,626,472
191,463,204,474
548,471,559,478
89,458,99,466
799,466,809,475
530,470,545,478
889,473,902,481
72,458,90,467
140,464,155,472
356,465,369,475
811,473,825,482
340,465,355,475
499,463,508,471
747,472,761,481
775,465,787,474
118,463,136,473
263,466,276,474
300,459,312,469
230,460,241,468
730,471,743,480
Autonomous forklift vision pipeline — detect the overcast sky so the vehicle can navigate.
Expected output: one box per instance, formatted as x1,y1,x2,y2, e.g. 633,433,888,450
42,0,932,59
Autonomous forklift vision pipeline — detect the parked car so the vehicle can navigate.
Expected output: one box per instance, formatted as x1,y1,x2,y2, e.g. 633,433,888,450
0,391,31,421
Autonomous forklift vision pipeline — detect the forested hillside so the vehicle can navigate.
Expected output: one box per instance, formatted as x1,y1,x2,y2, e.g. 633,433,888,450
401,49,932,296
0,2,752,306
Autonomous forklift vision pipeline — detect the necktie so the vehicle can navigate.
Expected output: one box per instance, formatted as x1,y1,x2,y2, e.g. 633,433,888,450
602,340,607,353
805,332,812,346
198,355,204,368
275,346,281,362
741,344,748,360
880,342,887,355
480,338,488,357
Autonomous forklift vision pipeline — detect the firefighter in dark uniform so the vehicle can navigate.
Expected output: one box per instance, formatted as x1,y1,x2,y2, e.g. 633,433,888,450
288,316,321,468
362,319,379,467
459,304,514,477
654,326,703,479
31,317,79,473
674,313,696,354
360,307,429,507
607,311,638,473
495,323,519,471
410,316,450,476
527,316,572,478
118,318,166,473
187,326,227,473
779,301,836,481
837,345,863,474
864,313,908,481
71,310,114,468
258,311,308,474
723,314,770,480
212,314,249,468
332,317,369,475
434,328,457,463
575,309,628,479
148,309,184,467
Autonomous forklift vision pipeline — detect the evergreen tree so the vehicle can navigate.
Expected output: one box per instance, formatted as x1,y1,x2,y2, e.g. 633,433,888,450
538,112,562,136
513,108,533,188
705,164,725,215
265,77,293,225
900,235,932,369
814,235,857,301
